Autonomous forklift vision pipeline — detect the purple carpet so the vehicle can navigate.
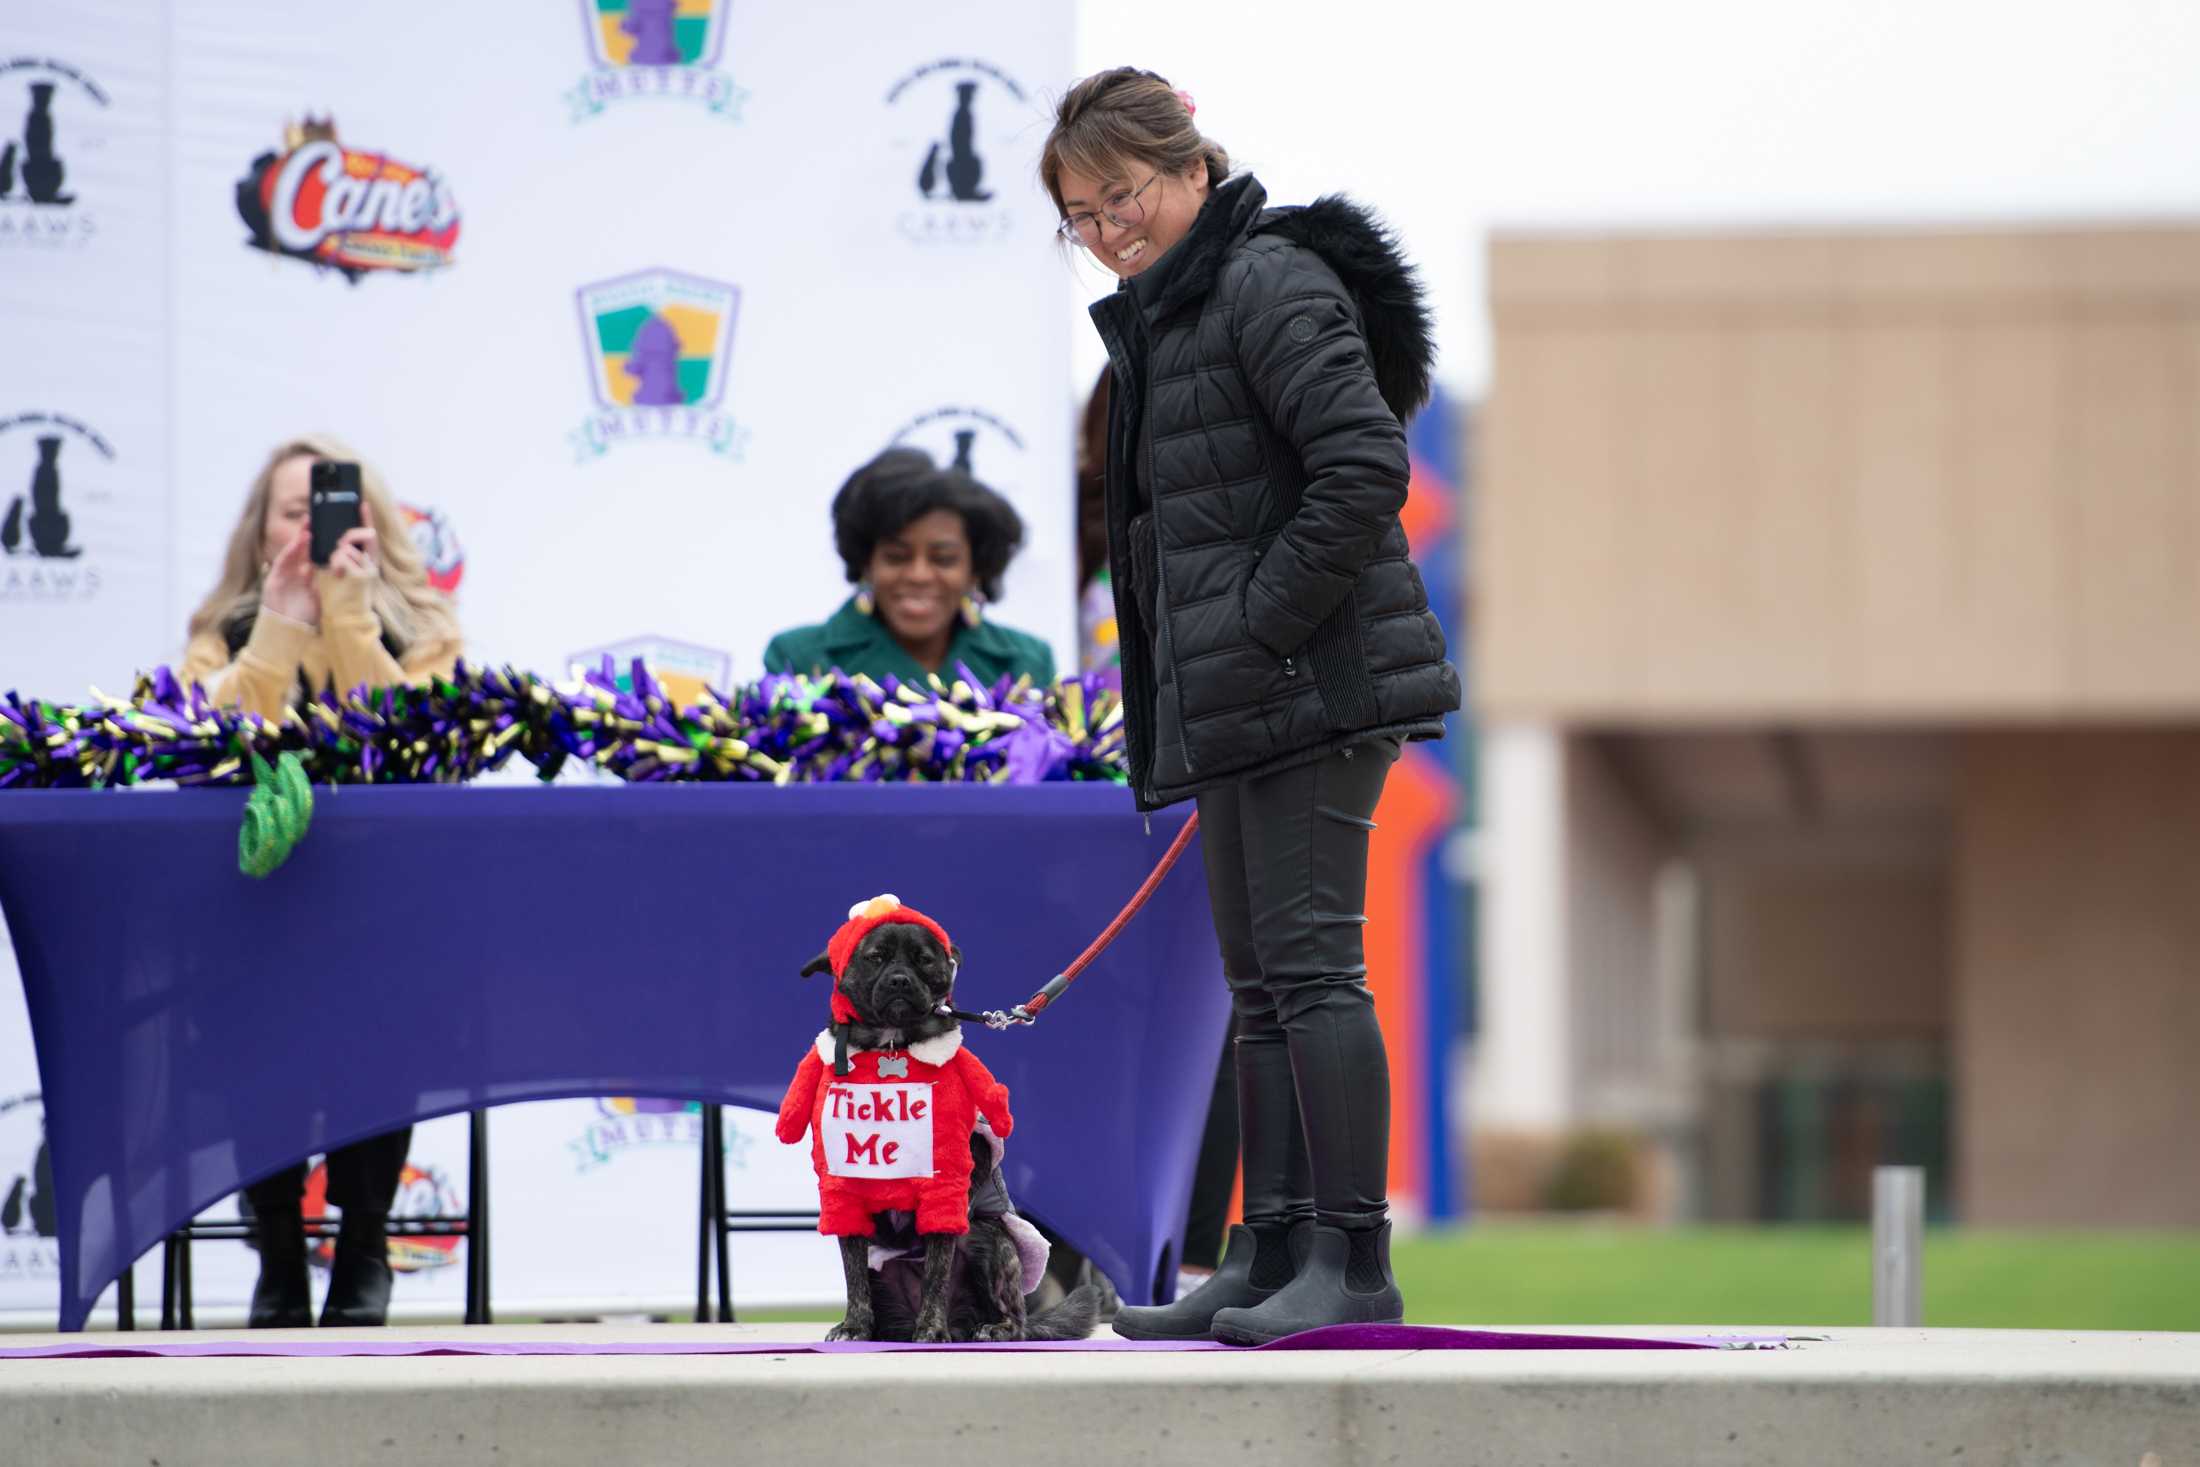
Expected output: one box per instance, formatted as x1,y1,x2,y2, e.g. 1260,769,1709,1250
0,1324,1760,1359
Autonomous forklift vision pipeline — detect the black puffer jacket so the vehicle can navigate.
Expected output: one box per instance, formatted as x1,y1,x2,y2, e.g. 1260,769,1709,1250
1090,174,1461,811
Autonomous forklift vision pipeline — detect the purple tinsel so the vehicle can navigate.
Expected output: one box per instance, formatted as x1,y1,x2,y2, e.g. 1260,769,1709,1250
0,661,1130,792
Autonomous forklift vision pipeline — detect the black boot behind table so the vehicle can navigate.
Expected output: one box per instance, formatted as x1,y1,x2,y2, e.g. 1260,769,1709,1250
244,1126,413,1327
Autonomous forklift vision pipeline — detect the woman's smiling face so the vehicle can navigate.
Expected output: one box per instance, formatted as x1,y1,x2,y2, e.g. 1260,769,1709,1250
866,508,973,647
1056,159,1210,280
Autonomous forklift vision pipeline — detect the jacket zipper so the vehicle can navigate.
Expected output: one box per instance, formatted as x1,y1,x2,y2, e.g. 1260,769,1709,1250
1098,298,1160,808
1146,382,1198,777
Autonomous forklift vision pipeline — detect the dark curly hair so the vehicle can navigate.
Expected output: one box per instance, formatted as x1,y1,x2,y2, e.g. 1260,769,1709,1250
831,447,1027,603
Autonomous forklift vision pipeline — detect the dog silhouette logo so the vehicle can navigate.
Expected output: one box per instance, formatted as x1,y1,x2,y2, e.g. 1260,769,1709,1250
0,1122,55,1239
1,435,80,560
916,81,992,203
889,406,1025,486
886,59,1029,245
0,60,108,250
0,83,72,206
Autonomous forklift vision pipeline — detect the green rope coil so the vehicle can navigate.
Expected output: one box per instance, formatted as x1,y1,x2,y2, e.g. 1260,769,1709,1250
238,750,313,878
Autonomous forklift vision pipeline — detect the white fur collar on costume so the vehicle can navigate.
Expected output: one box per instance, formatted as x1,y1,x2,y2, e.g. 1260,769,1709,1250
812,1028,964,1067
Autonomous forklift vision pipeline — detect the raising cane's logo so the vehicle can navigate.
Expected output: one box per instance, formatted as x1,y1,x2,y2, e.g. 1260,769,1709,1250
299,1159,462,1275
234,116,459,283
398,502,464,597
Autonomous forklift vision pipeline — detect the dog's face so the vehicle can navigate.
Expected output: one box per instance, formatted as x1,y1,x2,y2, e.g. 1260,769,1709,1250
832,922,961,1029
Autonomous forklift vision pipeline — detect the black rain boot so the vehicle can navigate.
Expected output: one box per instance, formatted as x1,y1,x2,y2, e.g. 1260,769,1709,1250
246,1202,311,1328
1113,1032,1313,1340
1209,1221,1403,1345
1212,978,1403,1345
1111,1221,1311,1340
319,1211,394,1327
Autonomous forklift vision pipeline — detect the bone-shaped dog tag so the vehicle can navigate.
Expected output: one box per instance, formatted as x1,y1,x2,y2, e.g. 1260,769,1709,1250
876,1055,909,1078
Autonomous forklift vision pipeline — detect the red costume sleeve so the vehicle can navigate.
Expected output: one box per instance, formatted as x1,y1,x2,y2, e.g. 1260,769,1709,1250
775,1049,825,1144
951,1049,1014,1140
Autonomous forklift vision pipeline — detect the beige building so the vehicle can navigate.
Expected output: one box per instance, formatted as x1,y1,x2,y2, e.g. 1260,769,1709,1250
1470,222,2200,1225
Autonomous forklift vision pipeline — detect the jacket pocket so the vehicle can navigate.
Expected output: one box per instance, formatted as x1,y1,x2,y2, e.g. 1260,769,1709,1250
1239,540,1298,680
1128,510,1160,629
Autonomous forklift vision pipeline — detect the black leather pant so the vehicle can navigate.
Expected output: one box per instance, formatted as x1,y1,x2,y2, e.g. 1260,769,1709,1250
1195,737,1398,1231
244,1127,413,1215
1181,1015,1240,1271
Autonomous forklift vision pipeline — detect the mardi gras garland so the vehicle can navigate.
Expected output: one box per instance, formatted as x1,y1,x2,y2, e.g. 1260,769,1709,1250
0,660,1129,793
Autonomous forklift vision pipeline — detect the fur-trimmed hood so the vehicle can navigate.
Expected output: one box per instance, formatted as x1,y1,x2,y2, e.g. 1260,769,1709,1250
1251,195,1436,424
1128,173,1435,424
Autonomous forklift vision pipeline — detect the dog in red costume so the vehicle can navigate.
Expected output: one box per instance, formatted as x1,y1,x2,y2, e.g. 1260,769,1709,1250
776,895,1094,1342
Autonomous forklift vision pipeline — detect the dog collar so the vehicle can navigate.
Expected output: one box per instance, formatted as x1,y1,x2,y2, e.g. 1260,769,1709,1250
813,1028,963,1067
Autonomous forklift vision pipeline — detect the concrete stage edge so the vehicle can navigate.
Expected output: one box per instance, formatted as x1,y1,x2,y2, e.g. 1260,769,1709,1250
1,1323,2195,1466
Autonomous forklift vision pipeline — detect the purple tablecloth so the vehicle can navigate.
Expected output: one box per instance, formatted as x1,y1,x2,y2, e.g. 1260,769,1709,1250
0,782,1228,1332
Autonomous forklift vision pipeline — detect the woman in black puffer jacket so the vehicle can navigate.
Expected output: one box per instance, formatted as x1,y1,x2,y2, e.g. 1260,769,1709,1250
1043,69,1460,1344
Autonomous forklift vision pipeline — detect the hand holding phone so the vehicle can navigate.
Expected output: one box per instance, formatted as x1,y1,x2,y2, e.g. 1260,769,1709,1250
309,461,364,568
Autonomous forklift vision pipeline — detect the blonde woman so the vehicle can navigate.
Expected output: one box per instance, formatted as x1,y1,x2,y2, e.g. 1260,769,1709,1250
180,433,462,720
179,434,462,1327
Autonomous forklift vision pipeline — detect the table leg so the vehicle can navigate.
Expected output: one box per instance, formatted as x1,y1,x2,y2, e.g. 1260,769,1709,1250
466,1110,491,1325
711,1105,732,1322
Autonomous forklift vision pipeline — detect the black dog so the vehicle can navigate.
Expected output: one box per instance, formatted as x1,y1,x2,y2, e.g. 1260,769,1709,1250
801,920,1096,1343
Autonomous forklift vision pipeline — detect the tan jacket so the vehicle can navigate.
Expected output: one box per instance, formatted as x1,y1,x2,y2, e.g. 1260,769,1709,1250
178,574,462,720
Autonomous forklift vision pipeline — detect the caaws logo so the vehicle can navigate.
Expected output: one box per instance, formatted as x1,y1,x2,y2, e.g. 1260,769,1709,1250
883,58,1030,245
0,57,106,251
0,1093,58,1286
888,405,1025,485
0,411,110,604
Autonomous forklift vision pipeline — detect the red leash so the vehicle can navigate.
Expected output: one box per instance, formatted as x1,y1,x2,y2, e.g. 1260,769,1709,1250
973,810,1201,1030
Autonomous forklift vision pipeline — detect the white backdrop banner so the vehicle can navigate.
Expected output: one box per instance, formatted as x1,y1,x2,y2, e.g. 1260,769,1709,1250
0,0,1073,1326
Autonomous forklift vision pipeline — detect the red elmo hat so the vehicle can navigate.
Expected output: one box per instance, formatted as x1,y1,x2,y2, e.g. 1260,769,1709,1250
824,894,954,1025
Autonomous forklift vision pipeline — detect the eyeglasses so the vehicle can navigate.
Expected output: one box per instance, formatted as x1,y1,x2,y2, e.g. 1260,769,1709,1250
1057,173,1161,248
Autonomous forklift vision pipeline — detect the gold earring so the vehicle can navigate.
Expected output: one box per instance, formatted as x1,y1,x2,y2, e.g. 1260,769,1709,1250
960,594,984,629
854,584,876,617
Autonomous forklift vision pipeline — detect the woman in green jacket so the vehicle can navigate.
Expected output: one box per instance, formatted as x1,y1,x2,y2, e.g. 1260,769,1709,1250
763,448,1056,686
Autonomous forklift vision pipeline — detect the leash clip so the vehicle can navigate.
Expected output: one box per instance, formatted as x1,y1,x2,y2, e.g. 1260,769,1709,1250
980,1006,1036,1030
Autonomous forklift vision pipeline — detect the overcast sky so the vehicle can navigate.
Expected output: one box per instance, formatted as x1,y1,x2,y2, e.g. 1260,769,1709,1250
1066,0,2200,397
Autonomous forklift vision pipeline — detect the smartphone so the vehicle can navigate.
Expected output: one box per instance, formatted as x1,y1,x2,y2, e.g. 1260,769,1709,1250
308,460,363,567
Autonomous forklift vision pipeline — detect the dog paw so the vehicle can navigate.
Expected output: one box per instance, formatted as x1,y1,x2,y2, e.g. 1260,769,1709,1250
972,1323,1021,1342
911,1313,952,1345
823,1317,873,1343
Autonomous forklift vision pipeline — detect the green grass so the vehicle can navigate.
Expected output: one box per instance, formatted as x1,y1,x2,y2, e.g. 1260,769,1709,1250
1393,1222,2200,1330
521,1225,2200,1331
